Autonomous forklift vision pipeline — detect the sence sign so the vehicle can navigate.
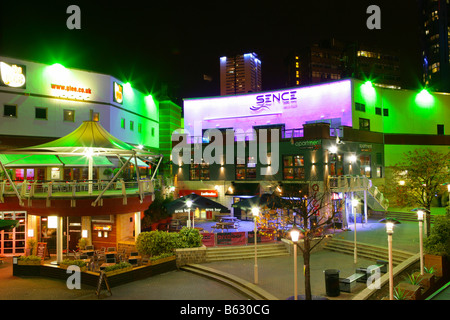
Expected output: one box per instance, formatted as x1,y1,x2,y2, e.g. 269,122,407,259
0,61,26,88
250,90,298,113
50,83,92,100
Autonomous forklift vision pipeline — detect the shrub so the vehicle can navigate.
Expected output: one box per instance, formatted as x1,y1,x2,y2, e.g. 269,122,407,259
60,259,87,268
104,262,131,272
424,213,450,258
136,228,203,257
18,255,41,261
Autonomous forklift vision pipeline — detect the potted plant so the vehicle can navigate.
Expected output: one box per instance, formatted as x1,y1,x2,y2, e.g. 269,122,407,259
77,238,87,251
424,212,450,278
26,238,37,256
17,255,42,265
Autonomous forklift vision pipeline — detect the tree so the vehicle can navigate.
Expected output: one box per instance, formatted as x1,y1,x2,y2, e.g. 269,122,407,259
385,149,450,235
261,184,335,300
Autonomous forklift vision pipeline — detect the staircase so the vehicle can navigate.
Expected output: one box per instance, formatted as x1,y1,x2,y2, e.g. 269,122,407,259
329,175,389,211
180,264,278,300
323,238,414,266
385,211,436,224
205,243,289,262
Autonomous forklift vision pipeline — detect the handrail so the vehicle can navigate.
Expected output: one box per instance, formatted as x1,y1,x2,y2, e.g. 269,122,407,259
0,178,154,198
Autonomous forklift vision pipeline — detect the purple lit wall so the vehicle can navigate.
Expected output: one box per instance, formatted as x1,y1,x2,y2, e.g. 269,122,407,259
183,80,353,137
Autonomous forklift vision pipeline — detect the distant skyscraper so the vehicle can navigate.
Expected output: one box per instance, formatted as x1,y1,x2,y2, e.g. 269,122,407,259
419,0,450,92
285,39,402,89
220,53,262,95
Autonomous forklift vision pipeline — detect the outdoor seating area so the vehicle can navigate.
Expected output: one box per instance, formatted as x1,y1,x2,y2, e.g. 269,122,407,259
69,246,146,272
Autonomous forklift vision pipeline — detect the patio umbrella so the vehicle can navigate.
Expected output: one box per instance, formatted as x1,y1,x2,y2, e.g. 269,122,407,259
231,193,278,210
0,219,20,231
165,193,230,214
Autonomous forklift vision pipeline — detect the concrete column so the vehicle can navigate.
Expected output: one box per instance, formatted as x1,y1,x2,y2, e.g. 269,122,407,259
56,216,63,264
134,212,141,241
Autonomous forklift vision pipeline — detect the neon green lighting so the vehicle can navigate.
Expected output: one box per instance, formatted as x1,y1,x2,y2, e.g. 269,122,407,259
415,89,434,107
361,81,376,103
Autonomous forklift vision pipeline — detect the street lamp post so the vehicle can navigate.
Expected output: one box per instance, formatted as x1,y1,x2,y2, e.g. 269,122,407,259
186,200,192,228
417,210,425,275
379,218,400,300
252,207,259,285
352,197,359,264
290,225,301,300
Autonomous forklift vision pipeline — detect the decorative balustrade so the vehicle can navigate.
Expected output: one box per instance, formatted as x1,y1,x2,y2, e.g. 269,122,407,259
0,178,154,201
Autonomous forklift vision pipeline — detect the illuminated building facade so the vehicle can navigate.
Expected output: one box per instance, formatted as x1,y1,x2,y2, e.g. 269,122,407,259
220,53,262,95
0,56,160,152
0,56,166,256
419,0,450,92
176,78,450,225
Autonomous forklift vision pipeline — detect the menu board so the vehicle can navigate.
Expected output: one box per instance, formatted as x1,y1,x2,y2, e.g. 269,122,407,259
36,242,47,260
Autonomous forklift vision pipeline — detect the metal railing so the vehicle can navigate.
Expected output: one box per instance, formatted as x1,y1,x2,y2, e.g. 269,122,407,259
328,175,389,210
0,178,154,200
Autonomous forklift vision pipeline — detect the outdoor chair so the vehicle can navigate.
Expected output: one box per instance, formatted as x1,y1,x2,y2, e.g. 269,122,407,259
106,257,116,264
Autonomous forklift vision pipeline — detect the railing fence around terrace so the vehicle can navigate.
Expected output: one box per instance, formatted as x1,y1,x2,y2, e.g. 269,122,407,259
0,178,154,204
186,126,343,144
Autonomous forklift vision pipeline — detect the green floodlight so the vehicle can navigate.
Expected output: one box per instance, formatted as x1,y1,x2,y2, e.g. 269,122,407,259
415,88,434,107
361,80,376,102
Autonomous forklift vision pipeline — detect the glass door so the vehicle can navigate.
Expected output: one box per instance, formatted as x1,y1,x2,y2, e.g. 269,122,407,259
0,211,27,255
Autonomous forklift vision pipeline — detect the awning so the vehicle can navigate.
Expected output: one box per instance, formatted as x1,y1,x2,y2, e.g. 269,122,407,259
165,193,230,214
58,156,113,167
0,154,62,167
225,183,260,196
0,219,20,231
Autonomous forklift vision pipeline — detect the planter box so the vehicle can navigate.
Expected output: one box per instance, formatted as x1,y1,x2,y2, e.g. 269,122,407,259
424,254,449,278
105,266,133,277
148,255,176,266
17,260,41,266
396,282,422,300
13,264,41,276
59,264,87,272
413,272,435,291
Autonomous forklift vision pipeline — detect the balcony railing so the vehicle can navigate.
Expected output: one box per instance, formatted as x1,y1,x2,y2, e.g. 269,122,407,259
185,126,343,144
0,178,154,202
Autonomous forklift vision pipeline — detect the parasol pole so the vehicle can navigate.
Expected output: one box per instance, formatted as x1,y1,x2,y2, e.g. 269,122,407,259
0,160,22,205
91,154,134,206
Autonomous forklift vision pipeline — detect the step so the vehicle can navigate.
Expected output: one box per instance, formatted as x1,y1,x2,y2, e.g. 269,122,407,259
180,263,278,300
205,243,289,262
322,239,414,265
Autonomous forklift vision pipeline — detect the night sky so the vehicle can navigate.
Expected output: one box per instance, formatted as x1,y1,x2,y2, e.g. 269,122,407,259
0,0,422,106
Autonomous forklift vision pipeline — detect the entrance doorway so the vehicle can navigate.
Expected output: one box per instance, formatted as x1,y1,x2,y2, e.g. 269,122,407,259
0,211,27,256
68,216,82,252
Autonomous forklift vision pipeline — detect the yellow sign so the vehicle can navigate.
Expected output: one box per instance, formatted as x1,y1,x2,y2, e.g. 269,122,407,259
0,61,26,88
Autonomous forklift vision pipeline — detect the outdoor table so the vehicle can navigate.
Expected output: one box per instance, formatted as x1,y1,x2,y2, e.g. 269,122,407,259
212,222,237,232
81,250,95,256
194,227,204,232
128,256,141,265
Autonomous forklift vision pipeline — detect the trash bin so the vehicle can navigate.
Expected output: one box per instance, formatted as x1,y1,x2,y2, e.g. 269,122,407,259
324,269,340,297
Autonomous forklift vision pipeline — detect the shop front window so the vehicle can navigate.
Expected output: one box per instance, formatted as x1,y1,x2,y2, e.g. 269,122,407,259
190,160,210,180
283,155,305,180
360,155,371,177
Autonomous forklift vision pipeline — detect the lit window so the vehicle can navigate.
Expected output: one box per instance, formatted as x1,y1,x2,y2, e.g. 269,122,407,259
138,123,142,133
92,112,99,122
63,109,75,122
4,104,17,118
130,121,134,131
121,118,125,129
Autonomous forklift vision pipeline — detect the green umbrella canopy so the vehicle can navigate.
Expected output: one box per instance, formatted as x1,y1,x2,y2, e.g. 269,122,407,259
0,219,20,231
6,121,151,156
